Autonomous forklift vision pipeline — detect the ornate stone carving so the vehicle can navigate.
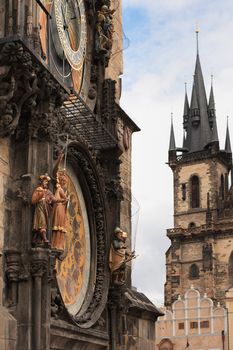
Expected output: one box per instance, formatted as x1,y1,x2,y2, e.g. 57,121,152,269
31,248,49,277
51,286,64,319
105,178,123,201
0,41,67,139
203,242,213,271
4,248,22,306
95,1,115,64
5,249,21,283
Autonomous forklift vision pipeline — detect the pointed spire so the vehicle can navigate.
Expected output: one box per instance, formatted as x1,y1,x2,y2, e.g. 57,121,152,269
195,25,199,54
185,30,212,152
209,75,215,110
183,82,189,131
169,113,176,151
208,75,216,128
225,117,232,153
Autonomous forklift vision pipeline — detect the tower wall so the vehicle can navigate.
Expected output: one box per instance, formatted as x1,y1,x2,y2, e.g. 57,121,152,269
173,158,228,228
105,0,123,102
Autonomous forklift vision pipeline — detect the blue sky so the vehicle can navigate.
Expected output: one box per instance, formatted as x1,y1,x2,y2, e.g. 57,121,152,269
120,0,233,305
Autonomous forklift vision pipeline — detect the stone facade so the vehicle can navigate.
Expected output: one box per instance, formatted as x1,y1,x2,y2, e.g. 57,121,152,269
105,0,123,102
225,288,233,350
166,149,233,306
166,45,233,308
156,287,228,350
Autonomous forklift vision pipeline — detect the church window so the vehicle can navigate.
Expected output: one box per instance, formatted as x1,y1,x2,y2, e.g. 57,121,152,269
188,222,196,228
178,322,184,329
229,251,233,286
189,264,199,279
221,174,225,199
190,175,200,208
190,321,198,329
182,184,186,201
200,320,209,328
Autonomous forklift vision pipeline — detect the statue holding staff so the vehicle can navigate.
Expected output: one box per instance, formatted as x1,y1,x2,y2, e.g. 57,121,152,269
109,227,136,286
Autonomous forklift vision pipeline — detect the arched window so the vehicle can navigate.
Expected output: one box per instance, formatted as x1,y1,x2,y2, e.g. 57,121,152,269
229,252,233,286
190,175,200,208
189,264,199,279
158,339,174,350
221,174,225,199
188,222,196,229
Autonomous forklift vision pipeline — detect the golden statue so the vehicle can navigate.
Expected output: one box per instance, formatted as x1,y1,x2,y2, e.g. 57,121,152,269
31,174,54,244
51,153,69,251
109,227,136,286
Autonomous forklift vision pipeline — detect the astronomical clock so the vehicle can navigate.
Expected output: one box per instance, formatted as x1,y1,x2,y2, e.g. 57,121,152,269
0,0,160,349
39,0,87,94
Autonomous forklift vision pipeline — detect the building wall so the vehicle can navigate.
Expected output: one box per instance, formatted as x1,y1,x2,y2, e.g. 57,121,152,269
173,159,228,228
0,138,17,350
156,288,227,350
166,154,233,306
0,138,10,302
125,314,155,350
225,288,233,350
120,135,132,234
165,232,233,305
105,0,123,102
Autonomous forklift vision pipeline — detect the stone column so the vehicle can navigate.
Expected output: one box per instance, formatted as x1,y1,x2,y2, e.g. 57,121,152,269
0,251,17,350
31,248,49,350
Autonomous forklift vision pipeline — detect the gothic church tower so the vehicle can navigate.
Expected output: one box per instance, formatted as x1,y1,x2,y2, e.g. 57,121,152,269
165,35,233,307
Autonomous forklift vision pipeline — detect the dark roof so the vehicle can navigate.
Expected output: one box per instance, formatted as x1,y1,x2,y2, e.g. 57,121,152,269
125,288,163,320
211,116,219,143
116,104,140,133
208,84,215,112
169,118,176,151
185,53,212,152
225,120,232,153
183,91,190,117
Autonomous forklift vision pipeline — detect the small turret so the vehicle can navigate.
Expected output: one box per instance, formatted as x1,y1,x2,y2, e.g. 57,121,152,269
168,113,176,165
208,76,216,128
183,83,190,132
225,118,232,153
169,113,176,151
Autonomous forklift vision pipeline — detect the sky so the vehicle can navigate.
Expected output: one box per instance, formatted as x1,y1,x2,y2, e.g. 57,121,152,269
120,0,233,306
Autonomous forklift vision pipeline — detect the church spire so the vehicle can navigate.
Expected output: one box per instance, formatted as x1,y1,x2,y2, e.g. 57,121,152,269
208,75,216,128
169,113,176,151
225,117,232,153
183,83,189,132
185,31,212,152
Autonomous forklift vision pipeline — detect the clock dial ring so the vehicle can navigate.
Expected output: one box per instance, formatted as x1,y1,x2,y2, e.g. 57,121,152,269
39,0,87,93
54,0,87,71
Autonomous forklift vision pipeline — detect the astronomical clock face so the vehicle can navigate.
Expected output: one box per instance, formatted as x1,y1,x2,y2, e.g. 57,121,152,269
56,167,91,316
39,0,87,93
